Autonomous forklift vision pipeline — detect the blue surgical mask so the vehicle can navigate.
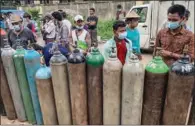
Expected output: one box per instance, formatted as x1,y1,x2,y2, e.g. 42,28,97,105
168,21,181,30
118,31,127,40
13,25,21,32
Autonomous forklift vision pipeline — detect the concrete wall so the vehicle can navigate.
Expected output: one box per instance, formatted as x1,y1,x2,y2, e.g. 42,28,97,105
18,1,136,20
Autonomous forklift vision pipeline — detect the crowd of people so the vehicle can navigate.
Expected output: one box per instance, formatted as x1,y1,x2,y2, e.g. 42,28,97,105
0,4,194,67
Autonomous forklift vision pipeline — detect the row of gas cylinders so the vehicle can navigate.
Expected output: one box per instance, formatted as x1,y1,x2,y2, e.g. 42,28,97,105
1,39,195,125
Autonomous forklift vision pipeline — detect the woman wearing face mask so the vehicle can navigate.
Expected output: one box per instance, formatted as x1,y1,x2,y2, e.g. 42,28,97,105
103,20,132,65
7,14,40,50
69,15,91,55
125,11,142,60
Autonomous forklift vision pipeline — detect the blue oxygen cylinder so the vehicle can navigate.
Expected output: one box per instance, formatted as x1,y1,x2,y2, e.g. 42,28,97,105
35,65,58,125
24,45,43,125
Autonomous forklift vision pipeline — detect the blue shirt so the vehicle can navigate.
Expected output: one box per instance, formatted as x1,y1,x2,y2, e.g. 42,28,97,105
126,27,141,54
42,42,69,66
0,21,6,30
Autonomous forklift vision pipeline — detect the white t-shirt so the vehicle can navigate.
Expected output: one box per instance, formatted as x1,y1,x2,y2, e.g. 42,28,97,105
62,19,72,33
44,20,56,39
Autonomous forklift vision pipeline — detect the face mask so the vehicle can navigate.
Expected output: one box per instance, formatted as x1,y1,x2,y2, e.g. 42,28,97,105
13,25,21,32
76,25,84,30
168,21,181,30
118,31,127,40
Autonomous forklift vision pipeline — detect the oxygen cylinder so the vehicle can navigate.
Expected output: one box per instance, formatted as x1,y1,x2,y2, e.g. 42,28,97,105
1,39,26,121
162,46,194,125
121,54,145,125
103,47,122,125
189,96,195,125
0,97,6,116
36,65,58,125
24,47,43,124
86,47,104,125
50,43,71,125
13,40,36,124
0,46,16,120
141,48,169,125
67,49,88,125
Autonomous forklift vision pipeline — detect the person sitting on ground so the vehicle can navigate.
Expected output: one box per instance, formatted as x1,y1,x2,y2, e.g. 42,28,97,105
104,20,132,65
69,15,91,55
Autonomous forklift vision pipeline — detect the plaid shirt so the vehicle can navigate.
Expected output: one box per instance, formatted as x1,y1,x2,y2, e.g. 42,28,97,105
155,27,194,66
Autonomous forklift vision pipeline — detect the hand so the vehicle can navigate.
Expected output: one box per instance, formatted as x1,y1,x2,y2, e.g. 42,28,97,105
137,54,142,60
159,50,171,57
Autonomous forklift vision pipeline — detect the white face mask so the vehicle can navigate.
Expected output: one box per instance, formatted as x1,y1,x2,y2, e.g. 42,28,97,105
76,25,84,30
118,31,127,40
13,25,21,32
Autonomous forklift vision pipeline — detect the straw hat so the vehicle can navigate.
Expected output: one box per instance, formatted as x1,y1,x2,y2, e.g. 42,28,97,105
10,14,22,23
126,11,140,19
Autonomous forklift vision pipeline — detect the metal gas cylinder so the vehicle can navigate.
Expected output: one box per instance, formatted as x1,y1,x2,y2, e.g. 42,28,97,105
121,54,145,125
13,39,36,124
86,46,104,125
50,43,72,125
103,47,122,125
36,65,58,125
141,48,169,125
67,49,88,125
24,45,43,124
1,39,26,121
0,42,16,120
163,46,194,125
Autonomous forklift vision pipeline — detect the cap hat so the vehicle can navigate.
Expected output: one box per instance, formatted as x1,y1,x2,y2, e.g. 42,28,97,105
10,14,22,23
126,11,140,19
74,15,84,21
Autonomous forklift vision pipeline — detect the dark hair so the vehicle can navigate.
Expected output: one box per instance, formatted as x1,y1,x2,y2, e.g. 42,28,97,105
23,12,31,19
184,9,190,20
58,9,63,12
52,11,63,21
113,20,126,31
167,4,186,17
90,8,95,12
61,11,67,18
117,4,122,9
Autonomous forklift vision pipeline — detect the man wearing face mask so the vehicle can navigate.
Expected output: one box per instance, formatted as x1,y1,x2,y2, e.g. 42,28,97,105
126,11,142,60
154,4,194,66
104,20,132,65
7,14,38,49
69,15,91,55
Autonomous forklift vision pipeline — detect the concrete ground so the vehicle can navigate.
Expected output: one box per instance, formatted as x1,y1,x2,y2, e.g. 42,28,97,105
1,37,152,125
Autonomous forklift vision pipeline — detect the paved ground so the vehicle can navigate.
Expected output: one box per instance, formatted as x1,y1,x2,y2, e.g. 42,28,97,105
1,37,152,124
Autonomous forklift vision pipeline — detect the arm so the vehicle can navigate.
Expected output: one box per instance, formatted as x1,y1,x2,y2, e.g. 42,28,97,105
85,32,91,51
45,23,55,34
125,39,132,62
187,34,194,62
137,31,141,54
68,30,75,52
153,30,162,57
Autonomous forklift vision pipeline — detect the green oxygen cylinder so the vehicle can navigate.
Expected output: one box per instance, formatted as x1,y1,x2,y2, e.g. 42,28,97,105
86,46,104,125
121,54,145,125
1,39,26,121
163,45,195,125
103,47,122,125
13,39,36,124
142,47,169,125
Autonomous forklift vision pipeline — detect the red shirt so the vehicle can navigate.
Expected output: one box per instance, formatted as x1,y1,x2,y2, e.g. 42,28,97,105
116,40,127,65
